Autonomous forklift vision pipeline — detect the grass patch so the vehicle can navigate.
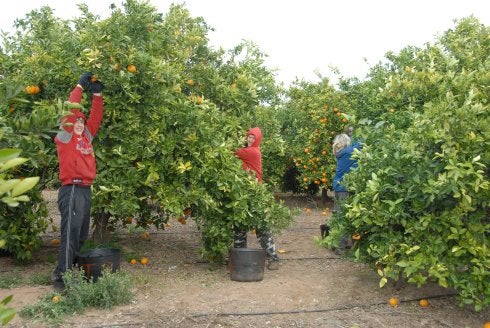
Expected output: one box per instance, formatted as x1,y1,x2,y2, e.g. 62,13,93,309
20,268,133,325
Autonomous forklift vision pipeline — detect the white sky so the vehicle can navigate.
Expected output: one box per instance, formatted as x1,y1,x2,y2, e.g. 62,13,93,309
1,0,489,86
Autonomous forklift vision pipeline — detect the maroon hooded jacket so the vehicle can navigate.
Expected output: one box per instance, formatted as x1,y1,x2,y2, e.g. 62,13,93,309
235,127,263,182
54,87,103,186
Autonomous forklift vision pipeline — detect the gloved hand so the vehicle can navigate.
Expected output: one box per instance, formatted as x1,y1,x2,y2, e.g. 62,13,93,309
77,72,93,90
91,81,104,94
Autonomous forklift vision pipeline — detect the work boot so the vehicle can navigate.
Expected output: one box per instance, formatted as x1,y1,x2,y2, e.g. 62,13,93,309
267,258,280,270
53,275,65,291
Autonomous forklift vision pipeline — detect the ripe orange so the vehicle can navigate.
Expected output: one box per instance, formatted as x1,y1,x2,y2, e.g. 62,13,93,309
196,96,203,104
130,259,137,265
127,64,137,73
388,297,399,307
140,257,149,265
52,295,60,303
50,238,61,246
25,85,40,95
352,234,361,241
483,322,490,328
187,79,195,86
419,299,429,307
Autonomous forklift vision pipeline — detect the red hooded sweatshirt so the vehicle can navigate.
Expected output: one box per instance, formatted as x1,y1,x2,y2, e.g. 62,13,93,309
54,86,103,186
235,127,263,182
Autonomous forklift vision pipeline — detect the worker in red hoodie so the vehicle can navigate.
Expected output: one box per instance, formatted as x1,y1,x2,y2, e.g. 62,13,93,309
53,72,104,289
234,127,280,270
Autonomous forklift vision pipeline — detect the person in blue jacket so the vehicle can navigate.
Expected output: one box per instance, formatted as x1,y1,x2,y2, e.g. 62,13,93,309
331,132,362,254
332,132,361,212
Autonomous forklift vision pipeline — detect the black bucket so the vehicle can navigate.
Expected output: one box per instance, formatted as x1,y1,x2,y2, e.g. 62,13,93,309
229,248,266,282
76,248,121,282
320,224,330,238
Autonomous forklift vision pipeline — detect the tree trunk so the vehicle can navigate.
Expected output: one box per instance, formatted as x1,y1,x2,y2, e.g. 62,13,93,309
92,211,111,244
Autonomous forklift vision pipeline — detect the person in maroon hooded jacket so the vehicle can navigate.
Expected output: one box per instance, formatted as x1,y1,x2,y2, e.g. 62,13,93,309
53,72,104,289
234,127,280,270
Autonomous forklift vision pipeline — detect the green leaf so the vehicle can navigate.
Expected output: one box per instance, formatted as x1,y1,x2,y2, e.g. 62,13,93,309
11,177,40,197
379,277,387,288
0,149,22,163
0,157,29,172
0,179,20,194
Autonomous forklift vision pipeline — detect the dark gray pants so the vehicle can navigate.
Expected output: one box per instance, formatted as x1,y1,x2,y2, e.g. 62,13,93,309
333,191,350,213
54,184,92,278
233,228,279,260
333,191,352,250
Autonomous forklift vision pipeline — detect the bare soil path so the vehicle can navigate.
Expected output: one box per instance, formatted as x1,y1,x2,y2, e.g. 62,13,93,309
1,192,488,327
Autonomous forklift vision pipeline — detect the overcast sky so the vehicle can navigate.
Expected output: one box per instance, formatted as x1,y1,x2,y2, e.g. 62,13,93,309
1,1,489,85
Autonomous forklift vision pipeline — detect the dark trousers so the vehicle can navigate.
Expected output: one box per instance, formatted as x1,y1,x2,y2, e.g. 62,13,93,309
333,191,350,213
333,191,352,249
54,184,92,278
233,228,279,260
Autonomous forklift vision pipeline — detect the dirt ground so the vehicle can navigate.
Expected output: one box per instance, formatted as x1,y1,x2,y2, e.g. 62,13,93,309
1,191,488,328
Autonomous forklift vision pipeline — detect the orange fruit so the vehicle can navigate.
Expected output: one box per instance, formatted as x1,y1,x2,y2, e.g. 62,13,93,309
140,257,149,265
127,64,137,73
196,96,203,104
130,259,137,265
52,295,60,303
388,297,399,307
25,85,40,95
483,322,490,328
321,211,327,216
352,234,361,241
419,299,429,307
50,238,61,246
187,79,195,86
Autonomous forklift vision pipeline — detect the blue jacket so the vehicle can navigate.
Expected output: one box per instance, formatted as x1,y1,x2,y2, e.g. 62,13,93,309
333,142,361,192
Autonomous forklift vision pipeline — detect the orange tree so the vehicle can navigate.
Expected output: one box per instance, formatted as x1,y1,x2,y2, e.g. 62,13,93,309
279,78,352,195
328,17,489,310
1,1,293,261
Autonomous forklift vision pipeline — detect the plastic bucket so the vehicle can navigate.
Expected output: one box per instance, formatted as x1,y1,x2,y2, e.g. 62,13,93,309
229,248,266,282
76,248,121,282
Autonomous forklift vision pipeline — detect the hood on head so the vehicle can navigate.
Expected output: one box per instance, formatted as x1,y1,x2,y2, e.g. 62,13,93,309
60,109,86,133
246,127,262,147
